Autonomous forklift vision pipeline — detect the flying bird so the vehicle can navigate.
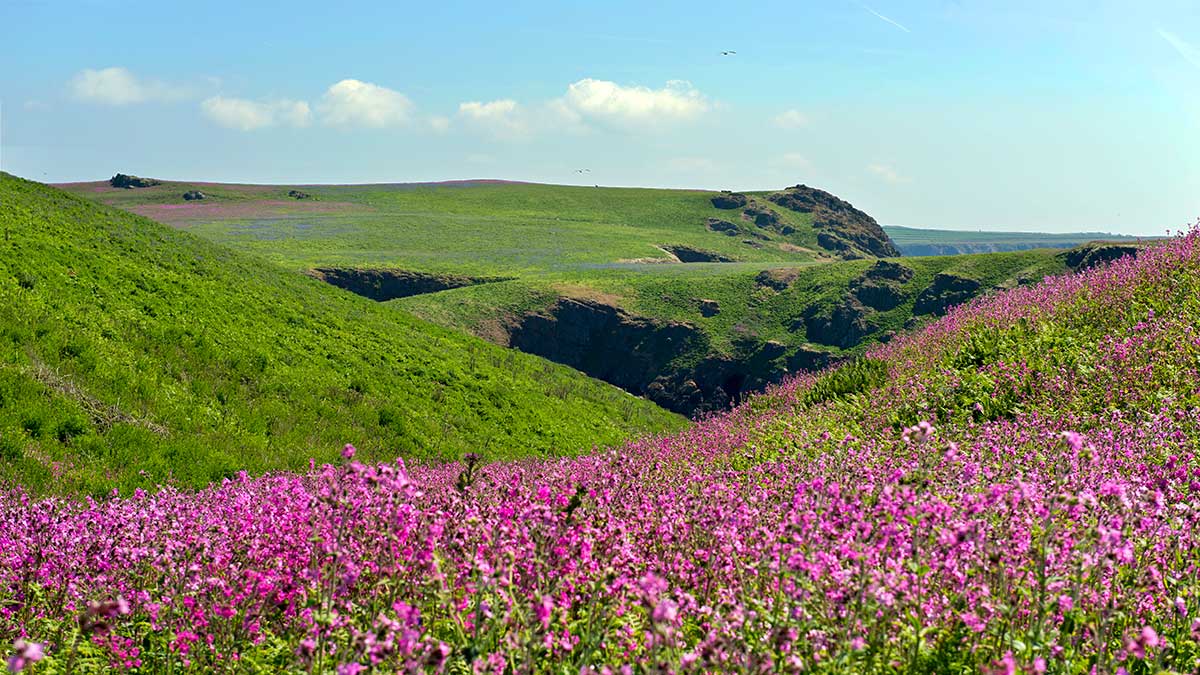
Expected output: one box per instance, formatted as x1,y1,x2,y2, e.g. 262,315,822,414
575,168,591,174
720,50,736,56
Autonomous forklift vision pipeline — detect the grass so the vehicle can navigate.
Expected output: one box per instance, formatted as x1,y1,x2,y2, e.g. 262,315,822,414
883,224,1144,256
65,178,1076,370
0,173,686,496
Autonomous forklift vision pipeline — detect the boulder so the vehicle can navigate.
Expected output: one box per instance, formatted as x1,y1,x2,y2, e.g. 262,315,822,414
288,190,313,200
711,191,748,209
109,173,161,189
697,299,721,317
182,190,205,201
861,260,914,283
743,204,780,229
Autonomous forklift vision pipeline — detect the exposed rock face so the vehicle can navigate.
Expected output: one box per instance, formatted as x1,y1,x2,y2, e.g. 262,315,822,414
853,281,905,311
697,299,721,317
711,191,749,209
308,268,509,301
1059,243,1140,271
913,273,982,316
800,300,876,348
850,260,913,311
769,185,901,258
502,298,839,417
862,260,914,283
288,190,313,200
755,268,803,291
182,190,205,201
706,218,740,236
109,173,161,189
661,245,734,263
744,204,780,229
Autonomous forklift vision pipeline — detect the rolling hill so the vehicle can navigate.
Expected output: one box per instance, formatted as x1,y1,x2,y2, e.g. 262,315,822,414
63,177,1114,416
883,224,1144,256
0,173,685,495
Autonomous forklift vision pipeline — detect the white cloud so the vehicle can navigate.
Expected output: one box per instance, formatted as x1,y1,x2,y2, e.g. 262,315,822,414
863,6,911,33
1159,29,1200,69
773,109,809,129
319,79,413,128
428,115,451,133
458,99,528,139
201,96,311,131
68,67,190,105
558,78,709,125
867,162,907,183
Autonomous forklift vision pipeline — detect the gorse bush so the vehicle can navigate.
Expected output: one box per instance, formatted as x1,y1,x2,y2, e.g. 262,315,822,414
1,215,1198,673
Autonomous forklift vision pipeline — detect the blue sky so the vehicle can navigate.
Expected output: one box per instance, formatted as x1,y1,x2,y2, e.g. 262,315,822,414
2,0,1198,234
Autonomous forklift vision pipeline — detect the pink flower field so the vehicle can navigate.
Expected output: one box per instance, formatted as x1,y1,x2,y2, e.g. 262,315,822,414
4,228,1200,672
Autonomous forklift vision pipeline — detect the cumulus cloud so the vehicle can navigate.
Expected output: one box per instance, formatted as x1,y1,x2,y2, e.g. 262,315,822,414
558,78,709,126
457,99,529,139
773,109,809,129
319,79,413,128
68,67,190,105
201,96,311,131
428,115,451,133
867,162,907,183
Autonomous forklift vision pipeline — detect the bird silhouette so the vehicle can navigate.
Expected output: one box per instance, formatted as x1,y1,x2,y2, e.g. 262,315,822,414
575,168,591,174
720,50,737,56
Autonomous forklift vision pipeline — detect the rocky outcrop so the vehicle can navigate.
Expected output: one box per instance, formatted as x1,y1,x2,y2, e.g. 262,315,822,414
800,300,876,348
1059,243,1140,271
308,268,510,301
913,273,982,316
288,190,312,200
769,185,901,258
110,173,161,189
706,218,740,236
711,191,749,209
697,299,721,317
661,246,734,263
850,260,913,311
182,190,205,201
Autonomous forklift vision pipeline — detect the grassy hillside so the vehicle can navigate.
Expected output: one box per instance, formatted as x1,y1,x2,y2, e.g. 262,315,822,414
0,174,684,495
64,178,1080,416
2,222,1189,672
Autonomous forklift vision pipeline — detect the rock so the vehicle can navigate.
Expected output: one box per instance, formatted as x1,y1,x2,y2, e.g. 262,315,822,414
800,300,876,348
853,281,905,311
698,299,721,317
706,218,740,236
769,184,901,258
288,190,312,200
861,260,914,283
755,268,801,291
913,273,982,316
182,190,205,201
743,204,780,229
760,340,788,359
661,245,734,263
742,239,764,249
817,232,852,253
1059,243,1140,271
109,173,160,189
309,268,510,301
710,191,748,209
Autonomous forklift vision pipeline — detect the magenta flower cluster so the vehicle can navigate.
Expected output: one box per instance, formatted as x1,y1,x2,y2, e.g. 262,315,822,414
3,227,1200,672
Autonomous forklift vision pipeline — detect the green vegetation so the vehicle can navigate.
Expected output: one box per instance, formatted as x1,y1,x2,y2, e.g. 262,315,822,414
0,174,685,495
63,178,1081,416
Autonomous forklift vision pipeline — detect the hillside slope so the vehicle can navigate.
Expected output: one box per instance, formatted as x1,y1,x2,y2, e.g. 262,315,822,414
0,174,684,494
3,222,1195,671
884,224,1144,256
64,177,1089,416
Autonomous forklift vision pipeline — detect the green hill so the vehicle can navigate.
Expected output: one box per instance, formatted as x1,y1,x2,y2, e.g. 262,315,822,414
64,178,1103,416
0,174,685,495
